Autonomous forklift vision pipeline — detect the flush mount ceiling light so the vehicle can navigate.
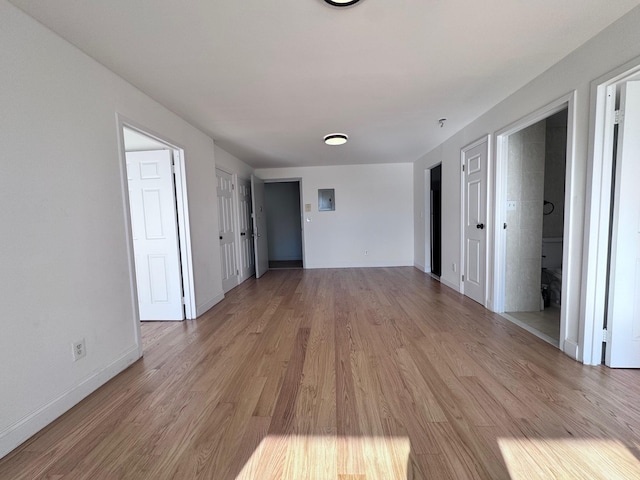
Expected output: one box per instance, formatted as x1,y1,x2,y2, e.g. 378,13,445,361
324,133,348,146
324,0,362,7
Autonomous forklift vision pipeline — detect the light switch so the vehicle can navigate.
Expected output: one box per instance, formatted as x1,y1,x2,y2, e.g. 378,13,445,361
305,203,311,212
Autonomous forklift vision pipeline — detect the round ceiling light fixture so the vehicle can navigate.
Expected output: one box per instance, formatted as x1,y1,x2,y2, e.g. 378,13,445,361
324,0,362,7
324,133,348,146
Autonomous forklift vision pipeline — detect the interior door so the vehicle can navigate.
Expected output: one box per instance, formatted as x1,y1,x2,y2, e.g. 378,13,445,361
606,80,640,368
126,150,184,321
216,169,238,293
462,138,488,305
251,175,269,278
237,177,255,281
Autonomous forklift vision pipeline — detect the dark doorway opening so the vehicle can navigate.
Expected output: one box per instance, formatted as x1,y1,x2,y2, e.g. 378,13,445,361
265,181,303,270
430,164,442,277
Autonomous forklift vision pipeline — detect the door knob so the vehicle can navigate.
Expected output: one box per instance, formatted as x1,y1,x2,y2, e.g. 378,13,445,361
476,223,484,229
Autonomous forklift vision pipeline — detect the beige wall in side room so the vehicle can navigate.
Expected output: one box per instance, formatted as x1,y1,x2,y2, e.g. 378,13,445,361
505,121,546,312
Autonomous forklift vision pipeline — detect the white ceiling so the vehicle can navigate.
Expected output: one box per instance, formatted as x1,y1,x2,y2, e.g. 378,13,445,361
10,0,640,168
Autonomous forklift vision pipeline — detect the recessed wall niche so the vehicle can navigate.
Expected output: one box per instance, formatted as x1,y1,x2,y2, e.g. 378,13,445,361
318,189,335,211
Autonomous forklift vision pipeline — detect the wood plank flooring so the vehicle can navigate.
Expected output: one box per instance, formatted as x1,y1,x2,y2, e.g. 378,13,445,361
1,267,639,479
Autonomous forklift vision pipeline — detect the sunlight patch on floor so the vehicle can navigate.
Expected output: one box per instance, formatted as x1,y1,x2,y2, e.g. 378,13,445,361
235,435,411,479
498,438,640,479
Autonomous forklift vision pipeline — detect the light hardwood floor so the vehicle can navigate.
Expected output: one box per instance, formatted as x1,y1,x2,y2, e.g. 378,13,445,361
1,268,639,479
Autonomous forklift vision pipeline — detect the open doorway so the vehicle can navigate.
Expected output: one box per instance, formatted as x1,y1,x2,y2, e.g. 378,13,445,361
498,108,568,346
430,164,442,278
265,181,303,269
118,120,196,342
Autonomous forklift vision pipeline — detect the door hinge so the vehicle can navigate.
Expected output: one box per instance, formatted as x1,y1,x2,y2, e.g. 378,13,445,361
171,164,176,174
462,274,465,282
182,296,186,305
603,328,609,343
462,164,465,172
232,183,235,190
237,269,239,275
614,109,623,125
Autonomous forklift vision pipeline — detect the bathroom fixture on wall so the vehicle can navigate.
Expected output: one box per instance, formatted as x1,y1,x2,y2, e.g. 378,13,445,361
324,0,362,7
438,118,447,128
324,133,348,146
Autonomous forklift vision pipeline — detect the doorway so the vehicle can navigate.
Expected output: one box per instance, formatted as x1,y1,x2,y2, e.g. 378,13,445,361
118,121,196,336
461,136,490,306
500,109,568,346
494,95,576,354
430,164,442,278
265,181,303,269
216,168,239,293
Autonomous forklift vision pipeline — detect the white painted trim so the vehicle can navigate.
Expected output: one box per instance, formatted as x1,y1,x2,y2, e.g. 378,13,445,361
492,92,576,356
414,262,426,272
563,339,580,361
582,57,640,365
196,292,225,317
0,345,140,459
116,115,197,323
216,166,241,293
440,276,461,293
460,135,491,306
424,169,432,274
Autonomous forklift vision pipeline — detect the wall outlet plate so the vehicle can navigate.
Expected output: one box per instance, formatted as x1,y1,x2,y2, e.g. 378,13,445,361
507,200,517,211
72,339,86,361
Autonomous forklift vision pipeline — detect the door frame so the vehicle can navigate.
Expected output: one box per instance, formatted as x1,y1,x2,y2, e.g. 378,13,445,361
493,92,576,355
423,169,432,274
234,175,255,284
583,58,640,365
216,167,239,293
264,178,306,269
116,115,196,355
460,135,491,305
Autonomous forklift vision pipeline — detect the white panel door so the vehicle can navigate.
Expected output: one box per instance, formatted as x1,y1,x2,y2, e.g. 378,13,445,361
237,177,255,281
606,80,640,368
462,138,488,305
126,150,183,321
251,175,269,279
216,169,238,293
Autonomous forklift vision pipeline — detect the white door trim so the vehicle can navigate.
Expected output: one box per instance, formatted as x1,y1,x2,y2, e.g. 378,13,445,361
423,169,432,274
116,115,197,355
493,92,577,356
460,135,491,303
582,58,640,365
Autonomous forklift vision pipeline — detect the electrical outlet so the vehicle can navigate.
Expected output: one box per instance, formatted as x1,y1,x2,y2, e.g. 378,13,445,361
72,339,86,361
507,200,517,211
365,250,369,255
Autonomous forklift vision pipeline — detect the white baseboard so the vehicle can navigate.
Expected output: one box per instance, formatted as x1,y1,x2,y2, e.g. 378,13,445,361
563,339,580,362
304,261,414,269
196,292,225,317
0,345,141,459
414,262,427,273
440,277,460,292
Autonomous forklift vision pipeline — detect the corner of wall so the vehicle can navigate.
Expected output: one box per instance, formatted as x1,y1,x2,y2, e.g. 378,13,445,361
0,345,141,459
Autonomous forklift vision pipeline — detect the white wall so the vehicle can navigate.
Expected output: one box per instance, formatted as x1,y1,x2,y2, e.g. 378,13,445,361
214,144,254,180
0,0,222,457
413,6,640,361
256,164,414,269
